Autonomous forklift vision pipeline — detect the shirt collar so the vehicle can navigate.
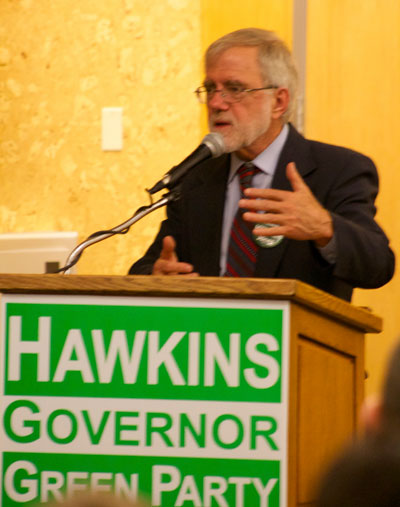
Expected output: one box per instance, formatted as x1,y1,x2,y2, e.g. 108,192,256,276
228,123,289,182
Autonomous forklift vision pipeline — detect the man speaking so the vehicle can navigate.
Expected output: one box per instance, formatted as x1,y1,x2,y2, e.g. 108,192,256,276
129,28,394,301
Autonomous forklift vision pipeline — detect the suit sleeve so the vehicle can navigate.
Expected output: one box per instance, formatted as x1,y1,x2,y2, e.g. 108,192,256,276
128,198,183,275
325,151,395,288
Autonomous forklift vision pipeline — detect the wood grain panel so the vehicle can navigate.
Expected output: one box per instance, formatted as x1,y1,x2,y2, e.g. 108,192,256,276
297,338,355,504
287,303,365,506
0,274,382,333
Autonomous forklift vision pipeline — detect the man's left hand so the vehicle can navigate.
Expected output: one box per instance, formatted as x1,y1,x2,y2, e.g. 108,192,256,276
240,162,333,247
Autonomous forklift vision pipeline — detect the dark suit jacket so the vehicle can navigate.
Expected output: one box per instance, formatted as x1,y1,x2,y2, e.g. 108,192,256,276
129,125,395,301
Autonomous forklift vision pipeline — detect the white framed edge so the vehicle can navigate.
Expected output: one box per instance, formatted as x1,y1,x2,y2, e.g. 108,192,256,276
0,294,291,504
0,231,78,274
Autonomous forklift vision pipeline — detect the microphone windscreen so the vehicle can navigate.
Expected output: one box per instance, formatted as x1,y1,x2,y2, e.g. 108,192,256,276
201,132,226,158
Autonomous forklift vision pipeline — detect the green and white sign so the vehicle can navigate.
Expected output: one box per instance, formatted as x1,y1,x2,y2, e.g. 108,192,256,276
0,294,290,506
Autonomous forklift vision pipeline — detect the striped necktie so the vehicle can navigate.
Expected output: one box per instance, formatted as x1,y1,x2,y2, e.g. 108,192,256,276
225,163,259,277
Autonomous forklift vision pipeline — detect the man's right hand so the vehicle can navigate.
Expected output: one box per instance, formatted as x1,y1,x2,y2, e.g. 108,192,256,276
152,236,198,276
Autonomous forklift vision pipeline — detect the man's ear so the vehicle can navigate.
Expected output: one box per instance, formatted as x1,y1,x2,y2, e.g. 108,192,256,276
271,87,290,120
360,394,383,434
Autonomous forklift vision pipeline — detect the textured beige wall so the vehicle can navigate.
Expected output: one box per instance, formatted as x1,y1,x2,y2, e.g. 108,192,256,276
0,0,202,274
305,0,400,395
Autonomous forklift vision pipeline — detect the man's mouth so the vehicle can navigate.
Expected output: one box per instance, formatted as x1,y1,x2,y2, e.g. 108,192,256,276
212,120,232,129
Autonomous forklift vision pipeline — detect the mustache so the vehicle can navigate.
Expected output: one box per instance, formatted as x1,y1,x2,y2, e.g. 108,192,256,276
209,113,235,126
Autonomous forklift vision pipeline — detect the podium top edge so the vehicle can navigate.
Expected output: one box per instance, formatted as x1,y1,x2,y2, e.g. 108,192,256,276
0,273,382,333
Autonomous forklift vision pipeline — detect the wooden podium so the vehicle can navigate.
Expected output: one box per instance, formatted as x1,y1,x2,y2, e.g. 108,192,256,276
0,274,381,507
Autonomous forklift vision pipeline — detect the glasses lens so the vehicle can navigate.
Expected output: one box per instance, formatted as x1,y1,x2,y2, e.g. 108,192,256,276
195,86,245,104
224,86,244,103
195,88,207,103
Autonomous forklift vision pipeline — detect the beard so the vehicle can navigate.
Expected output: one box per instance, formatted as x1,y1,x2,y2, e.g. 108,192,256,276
208,103,272,154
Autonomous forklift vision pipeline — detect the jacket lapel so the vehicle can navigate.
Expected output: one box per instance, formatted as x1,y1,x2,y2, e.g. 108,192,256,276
255,124,316,278
186,155,230,275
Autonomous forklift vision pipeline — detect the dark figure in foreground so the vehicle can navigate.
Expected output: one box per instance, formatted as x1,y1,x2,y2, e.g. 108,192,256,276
316,340,400,506
316,435,400,507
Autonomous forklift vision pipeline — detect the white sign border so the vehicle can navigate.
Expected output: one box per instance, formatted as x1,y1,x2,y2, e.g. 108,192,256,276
0,293,290,507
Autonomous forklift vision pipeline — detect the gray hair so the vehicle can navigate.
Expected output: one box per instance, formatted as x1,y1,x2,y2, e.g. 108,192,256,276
205,28,298,123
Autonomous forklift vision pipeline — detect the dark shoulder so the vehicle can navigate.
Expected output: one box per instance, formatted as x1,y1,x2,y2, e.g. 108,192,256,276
307,136,376,171
288,124,376,169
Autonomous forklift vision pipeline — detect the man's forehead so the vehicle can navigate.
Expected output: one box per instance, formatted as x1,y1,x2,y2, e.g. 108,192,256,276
205,46,262,78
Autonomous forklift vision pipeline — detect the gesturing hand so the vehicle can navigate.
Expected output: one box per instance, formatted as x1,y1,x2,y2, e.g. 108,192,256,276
239,162,334,247
152,236,199,276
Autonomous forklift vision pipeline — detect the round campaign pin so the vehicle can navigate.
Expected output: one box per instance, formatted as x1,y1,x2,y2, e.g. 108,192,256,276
253,223,284,248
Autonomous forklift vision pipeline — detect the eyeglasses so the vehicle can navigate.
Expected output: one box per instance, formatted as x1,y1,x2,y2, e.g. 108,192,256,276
194,84,278,104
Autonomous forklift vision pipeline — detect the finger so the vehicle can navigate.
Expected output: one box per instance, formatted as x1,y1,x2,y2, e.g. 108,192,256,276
243,211,284,224
160,235,177,260
173,262,196,274
239,198,282,213
243,187,289,200
153,259,194,275
152,259,170,275
286,162,305,192
252,225,287,236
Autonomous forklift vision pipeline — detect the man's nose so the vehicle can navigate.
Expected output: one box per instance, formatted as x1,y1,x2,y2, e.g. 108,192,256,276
207,90,230,110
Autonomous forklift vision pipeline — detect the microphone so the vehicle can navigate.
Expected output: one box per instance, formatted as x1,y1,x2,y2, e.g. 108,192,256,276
147,132,226,194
